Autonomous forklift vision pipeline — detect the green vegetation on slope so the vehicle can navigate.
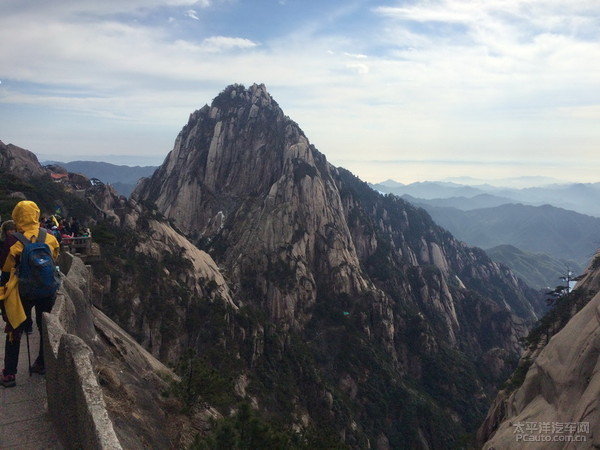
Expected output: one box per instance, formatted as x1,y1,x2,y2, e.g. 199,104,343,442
422,203,600,267
523,286,595,350
486,244,582,291
191,402,348,450
0,169,96,221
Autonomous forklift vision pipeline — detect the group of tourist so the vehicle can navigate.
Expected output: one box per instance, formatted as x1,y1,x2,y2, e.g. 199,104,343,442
39,215,89,244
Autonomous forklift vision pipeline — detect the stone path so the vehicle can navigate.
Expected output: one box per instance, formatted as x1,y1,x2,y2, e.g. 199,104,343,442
0,323,63,449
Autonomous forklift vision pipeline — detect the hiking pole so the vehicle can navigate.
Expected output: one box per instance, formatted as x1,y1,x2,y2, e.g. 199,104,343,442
25,329,32,376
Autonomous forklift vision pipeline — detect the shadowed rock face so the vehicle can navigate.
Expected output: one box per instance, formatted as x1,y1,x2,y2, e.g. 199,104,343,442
131,83,542,446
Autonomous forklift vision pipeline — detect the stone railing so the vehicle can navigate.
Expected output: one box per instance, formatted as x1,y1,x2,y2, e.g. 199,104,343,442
42,251,122,449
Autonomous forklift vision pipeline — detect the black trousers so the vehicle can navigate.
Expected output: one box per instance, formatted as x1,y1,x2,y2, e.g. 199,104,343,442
3,296,55,375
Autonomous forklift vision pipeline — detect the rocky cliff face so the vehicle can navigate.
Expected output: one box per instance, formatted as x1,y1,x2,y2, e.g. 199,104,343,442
88,198,236,364
479,252,600,449
131,83,541,447
0,143,122,228
136,85,370,329
0,140,47,179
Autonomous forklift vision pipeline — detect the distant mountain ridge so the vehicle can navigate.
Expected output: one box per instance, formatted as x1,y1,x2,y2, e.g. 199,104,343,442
44,160,158,197
373,180,600,291
415,202,600,268
372,179,600,217
402,193,518,211
443,175,567,188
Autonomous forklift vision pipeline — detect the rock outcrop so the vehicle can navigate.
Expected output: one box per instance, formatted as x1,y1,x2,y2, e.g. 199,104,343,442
479,252,600,449
87,197,236,364
0,140,47,179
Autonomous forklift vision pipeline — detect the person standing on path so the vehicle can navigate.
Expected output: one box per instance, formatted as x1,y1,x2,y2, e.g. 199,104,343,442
0,201,60,387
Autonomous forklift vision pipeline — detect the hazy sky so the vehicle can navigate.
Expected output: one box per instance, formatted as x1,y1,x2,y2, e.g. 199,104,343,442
1,0,599,184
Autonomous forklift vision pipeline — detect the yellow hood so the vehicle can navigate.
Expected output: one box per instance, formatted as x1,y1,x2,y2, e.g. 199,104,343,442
12,200,40,234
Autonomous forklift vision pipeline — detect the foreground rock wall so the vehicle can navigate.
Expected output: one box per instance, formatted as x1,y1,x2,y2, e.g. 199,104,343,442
481,291,600,449
44,253,122,449
480,253,600,449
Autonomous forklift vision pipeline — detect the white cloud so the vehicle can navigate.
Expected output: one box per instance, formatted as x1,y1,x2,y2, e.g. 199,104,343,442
185,9,200,20
343,52,367,59
0,0,599,183
346,62,369,74
375,0,600,43
376,2,480,25
202,36,259,51
1,0,208,20
370,1,600,105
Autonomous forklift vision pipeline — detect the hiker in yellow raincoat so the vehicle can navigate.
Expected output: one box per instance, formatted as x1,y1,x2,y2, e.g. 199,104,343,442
0,201,59,387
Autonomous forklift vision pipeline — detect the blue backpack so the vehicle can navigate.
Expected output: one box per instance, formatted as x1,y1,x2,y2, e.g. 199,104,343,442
14,228,61,300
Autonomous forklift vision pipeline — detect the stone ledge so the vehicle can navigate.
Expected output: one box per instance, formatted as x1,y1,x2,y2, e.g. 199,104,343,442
43,252,122,450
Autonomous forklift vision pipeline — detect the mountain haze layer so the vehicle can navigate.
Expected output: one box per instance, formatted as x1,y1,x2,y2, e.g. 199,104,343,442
390,193,598,289
372,180,600,218
45,160,158,197
420,203,599,268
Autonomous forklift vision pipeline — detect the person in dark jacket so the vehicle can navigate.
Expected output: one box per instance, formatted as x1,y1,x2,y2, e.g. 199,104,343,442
0,220,16,287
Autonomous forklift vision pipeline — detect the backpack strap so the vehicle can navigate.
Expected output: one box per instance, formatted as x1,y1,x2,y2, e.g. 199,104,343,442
36,228,47,244
13,232,30,246
13,229,47,245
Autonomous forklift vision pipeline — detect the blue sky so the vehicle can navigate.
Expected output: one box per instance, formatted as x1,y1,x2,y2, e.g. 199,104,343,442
1,0,599,184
